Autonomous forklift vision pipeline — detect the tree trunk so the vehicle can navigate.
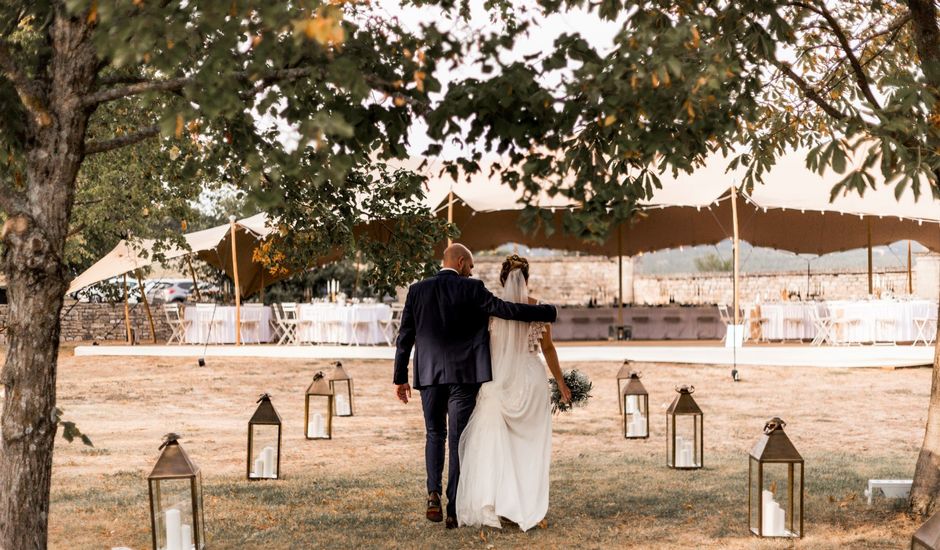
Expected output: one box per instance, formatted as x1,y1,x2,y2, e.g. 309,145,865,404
911,269,940,517
0,8,95,548
906,0,940,517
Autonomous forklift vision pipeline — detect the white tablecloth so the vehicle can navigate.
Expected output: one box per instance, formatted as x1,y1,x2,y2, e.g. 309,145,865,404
296,303,392,345
756,300,936,343
184,305,272,344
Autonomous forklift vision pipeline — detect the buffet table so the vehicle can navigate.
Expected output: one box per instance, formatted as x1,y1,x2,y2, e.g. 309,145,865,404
296,303,392,345
758,299,936,343
184,304,272,344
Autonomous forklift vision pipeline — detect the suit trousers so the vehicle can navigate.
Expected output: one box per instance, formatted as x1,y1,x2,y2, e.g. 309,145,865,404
420,383,481,518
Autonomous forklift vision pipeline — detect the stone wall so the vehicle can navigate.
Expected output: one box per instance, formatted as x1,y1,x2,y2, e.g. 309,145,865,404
474,255,918,306
0,302,172,343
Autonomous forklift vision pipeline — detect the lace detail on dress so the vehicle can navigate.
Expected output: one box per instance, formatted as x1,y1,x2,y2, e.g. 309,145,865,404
528,321,548,353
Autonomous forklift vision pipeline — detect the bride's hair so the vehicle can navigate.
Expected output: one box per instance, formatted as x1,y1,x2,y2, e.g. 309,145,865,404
499,254,529,286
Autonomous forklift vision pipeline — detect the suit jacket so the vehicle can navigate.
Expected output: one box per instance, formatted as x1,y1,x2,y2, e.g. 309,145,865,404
393,270,557,389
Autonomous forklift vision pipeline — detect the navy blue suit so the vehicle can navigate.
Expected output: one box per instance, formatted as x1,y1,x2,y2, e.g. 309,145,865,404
393,269,557,517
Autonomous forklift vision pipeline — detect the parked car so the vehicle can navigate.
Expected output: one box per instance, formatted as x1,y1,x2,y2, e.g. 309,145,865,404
71,277,141,303
146,279,197,303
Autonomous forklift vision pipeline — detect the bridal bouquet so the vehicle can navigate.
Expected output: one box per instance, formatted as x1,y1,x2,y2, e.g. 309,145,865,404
549,369,592,414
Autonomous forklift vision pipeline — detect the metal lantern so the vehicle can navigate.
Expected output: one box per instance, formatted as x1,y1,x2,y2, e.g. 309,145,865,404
247,393,282,480
148,434,205,550
622,372,649,439
748,418,804,538
328,361,354,417
304,371,334,440
666,385,703,470
912,511,940,549
616,360,633,413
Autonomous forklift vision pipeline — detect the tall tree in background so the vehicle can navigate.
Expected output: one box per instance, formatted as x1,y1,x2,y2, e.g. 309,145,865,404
419,0,940,514
0,2,450,546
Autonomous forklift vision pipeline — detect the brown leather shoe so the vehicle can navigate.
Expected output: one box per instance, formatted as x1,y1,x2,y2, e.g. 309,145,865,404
445,516,458,529
426,492,443,523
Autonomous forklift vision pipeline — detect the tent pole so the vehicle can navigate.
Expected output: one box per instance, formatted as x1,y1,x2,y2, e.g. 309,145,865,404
730,185,740,327
135,269,157,344
230,216,242,345
187,255,202,302
122,273,133,343
260,268,265,305
617,223,623,327
867,219,873,295
447,190,454,246
908,240,913,294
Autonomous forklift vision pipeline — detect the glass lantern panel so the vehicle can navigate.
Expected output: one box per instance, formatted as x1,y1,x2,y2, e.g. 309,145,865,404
756,462,801,537
150,478,197,550
306,395,332,438
670,414,701,468
748,457,761,535
623,395,648,437
332,380,353,416
249,424,280,479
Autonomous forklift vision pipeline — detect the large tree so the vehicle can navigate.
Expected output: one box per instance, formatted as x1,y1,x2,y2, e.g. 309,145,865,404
0,1,451,546
419,0,940,515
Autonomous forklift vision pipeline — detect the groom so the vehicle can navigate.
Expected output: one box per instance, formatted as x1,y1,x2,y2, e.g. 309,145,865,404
393,243,557,528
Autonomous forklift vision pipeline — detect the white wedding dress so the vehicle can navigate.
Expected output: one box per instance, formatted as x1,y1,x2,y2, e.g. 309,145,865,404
456,269,552,531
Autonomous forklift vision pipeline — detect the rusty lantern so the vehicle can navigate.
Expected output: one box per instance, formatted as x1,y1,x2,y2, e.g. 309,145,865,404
247,393,282,480
304,371,334,440
913,510,940,549
622,372,649,439
666,385,703,470
748,417,804,538
148,433,206,550
616,360,633,414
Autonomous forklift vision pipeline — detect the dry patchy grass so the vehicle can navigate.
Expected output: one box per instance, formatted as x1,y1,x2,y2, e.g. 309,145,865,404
6,349,931,548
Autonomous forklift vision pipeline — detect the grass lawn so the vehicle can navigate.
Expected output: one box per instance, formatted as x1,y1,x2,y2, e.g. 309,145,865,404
23,349,933,548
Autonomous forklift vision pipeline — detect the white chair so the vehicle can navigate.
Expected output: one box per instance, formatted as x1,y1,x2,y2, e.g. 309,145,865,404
746,305,769,343
914,316,938,346
874,317,897,346
238,303,265,344
381,304,404,345
830,308,862,346
809,307,833,346
281,303,312,344
163,303,191,345
273,303,298,345
783,315,804,342
718,304,731,343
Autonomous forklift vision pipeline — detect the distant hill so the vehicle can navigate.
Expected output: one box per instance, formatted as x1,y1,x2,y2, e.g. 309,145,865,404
484,240,926,274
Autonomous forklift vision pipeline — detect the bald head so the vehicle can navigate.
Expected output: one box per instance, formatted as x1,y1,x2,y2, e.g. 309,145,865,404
443,243,474,276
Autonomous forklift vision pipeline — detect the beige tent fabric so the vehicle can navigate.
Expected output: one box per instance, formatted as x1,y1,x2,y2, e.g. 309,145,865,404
67,214,281,296
419,149,940,255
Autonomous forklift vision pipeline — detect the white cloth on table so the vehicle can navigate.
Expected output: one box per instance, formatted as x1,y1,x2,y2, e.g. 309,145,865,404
184,305,272,344
295,303,392,345
760,302,817,341
826,299,935,343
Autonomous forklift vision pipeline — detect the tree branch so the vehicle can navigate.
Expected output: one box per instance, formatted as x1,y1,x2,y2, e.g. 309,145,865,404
813,0,882,110
0,39,49,121
84,125,160,155
83,66,323,107
768,57,848,120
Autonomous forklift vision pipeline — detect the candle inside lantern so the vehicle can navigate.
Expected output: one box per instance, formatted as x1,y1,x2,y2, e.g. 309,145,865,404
253,457,264,478
181,523,193,550
262,446,276,478
165,508,182,550
761,490,787,536
308,412,326,438
336,393,351,416
625,395,637,414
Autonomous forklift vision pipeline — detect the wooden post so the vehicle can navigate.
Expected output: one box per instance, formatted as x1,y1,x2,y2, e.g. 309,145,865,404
617,222,624,327
230,216,242,345
122,273,133,343
447,190,454,246
908,240,914,294
730,185,741,327
867,218,873,295
134,269,157,344
187,255,202,302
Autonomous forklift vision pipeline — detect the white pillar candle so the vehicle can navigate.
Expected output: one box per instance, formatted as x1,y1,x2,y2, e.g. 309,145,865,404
181,524,193,550
336,393,351,416
774,502,786,536
761,490,775,535
311,413,325,438
636,414,646,436
165,508,182,550
262,446,276,478
673,436,683,466
307,420,316,438
625,395,637,414
253,457,264,478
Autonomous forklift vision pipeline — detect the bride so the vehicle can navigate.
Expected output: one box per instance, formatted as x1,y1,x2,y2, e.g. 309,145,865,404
457,254,572,531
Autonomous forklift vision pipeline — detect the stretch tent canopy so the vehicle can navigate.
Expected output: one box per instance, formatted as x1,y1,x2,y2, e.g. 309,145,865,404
67,213,283,297
418,149,940,255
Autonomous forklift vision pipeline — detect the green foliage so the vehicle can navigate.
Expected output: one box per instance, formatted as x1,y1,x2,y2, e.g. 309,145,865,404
52,408,93,447
549,369,592,414
693,252,733,272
